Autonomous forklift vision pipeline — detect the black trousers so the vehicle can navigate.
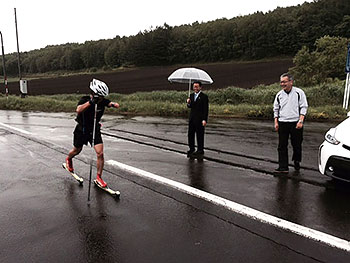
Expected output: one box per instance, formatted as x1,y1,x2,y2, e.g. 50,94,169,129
188,119,205,153
278,121,303,169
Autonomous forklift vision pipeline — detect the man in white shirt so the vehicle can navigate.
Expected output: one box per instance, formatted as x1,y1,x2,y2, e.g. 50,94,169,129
273,73,308,173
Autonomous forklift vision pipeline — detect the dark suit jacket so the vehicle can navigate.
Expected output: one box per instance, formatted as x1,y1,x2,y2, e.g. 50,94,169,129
187,92,209,123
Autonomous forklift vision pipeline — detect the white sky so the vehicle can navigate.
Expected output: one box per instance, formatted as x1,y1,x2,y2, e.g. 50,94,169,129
0,0,312,54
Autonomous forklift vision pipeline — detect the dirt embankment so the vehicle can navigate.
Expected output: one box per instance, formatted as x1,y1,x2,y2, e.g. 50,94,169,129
6,59,293,95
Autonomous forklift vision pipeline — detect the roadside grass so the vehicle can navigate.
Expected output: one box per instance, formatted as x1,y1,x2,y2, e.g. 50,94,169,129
0,95,76,112
0,80,348,120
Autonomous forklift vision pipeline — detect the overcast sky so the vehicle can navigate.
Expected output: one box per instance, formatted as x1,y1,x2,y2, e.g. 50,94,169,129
0,0,312,54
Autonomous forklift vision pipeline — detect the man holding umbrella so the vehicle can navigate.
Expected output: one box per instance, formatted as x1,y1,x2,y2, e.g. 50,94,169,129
168,67,213,158
186,81,209,158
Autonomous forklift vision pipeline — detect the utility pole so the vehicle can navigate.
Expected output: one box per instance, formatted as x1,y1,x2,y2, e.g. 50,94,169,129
343,44,350,110
14,8,21,80
14,8,27,97
0,31,8,98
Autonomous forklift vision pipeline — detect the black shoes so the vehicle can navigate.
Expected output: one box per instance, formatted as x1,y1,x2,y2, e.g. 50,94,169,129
274,167,289,173
193,151,204,159
275,162,300,174
294,161,300,171
187,150,204,158
187,150,195,158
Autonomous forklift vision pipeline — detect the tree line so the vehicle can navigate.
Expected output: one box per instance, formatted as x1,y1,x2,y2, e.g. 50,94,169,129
1,0,349,78
291,35,350,86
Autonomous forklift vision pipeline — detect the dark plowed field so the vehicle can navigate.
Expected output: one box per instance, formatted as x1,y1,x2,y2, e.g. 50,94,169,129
7,59,293,95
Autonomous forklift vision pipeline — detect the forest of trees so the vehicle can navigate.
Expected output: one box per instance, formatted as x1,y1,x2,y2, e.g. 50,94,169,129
1,0,350,77
291,35,350,85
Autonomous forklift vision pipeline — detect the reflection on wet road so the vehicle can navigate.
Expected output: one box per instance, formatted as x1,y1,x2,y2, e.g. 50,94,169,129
187,158,207,190
0,110,350,262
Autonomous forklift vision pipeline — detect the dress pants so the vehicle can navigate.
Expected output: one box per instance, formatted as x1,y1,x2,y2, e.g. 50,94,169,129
188,119,205,153
278,121,303,169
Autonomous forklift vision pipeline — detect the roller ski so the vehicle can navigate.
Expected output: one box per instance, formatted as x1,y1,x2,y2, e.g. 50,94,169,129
94,175,120,198
62,158,83,185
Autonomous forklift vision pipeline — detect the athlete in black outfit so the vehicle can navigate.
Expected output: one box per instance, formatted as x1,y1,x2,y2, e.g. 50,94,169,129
65,79,120,187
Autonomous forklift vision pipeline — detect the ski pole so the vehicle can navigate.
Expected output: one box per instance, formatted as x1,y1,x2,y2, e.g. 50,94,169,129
88,102,98,202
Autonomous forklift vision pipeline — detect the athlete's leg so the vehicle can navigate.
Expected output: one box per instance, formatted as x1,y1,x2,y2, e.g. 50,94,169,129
68,146,82,159
66,125,85,172
65,146,82,172
94,143,107,187
94,143,104,175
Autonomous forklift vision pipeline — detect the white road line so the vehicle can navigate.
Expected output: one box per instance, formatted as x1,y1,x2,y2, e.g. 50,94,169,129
0,122,32,135
106,159,350,252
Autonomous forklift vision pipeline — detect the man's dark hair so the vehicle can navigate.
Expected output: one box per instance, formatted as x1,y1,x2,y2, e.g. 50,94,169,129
280,73,294,81
193,81,202,87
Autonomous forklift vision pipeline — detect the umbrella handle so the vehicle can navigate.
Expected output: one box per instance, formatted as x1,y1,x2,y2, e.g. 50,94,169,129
188,79,191,98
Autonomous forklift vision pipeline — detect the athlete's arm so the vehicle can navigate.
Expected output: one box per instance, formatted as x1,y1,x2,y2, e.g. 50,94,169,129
76,96,97,114
76,101,91,114
76,100,93,114
109,102,120,108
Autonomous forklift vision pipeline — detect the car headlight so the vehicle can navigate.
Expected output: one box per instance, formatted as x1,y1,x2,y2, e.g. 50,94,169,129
325,128,340,145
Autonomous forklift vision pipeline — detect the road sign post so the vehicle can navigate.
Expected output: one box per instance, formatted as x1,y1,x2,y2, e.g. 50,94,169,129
0,31,8,98
343,44,350,110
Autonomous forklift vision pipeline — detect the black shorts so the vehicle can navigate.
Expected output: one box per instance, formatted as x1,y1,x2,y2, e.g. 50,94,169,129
73,124,103,148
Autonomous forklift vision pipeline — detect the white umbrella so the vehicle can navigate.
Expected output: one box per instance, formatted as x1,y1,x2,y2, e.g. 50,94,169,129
168,67,213,97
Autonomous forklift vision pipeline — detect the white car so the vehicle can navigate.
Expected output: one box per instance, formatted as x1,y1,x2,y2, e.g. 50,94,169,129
318,114,350,182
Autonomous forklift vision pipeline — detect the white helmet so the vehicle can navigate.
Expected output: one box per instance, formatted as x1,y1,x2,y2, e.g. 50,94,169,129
90,79,109,97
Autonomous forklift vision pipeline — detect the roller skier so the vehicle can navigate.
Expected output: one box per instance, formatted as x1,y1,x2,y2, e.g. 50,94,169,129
64,79,120,188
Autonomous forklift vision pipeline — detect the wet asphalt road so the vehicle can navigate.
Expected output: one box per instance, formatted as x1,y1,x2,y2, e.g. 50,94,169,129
0,110,350,262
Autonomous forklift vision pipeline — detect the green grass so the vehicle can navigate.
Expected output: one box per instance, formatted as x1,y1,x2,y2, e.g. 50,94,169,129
0,80,348,120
